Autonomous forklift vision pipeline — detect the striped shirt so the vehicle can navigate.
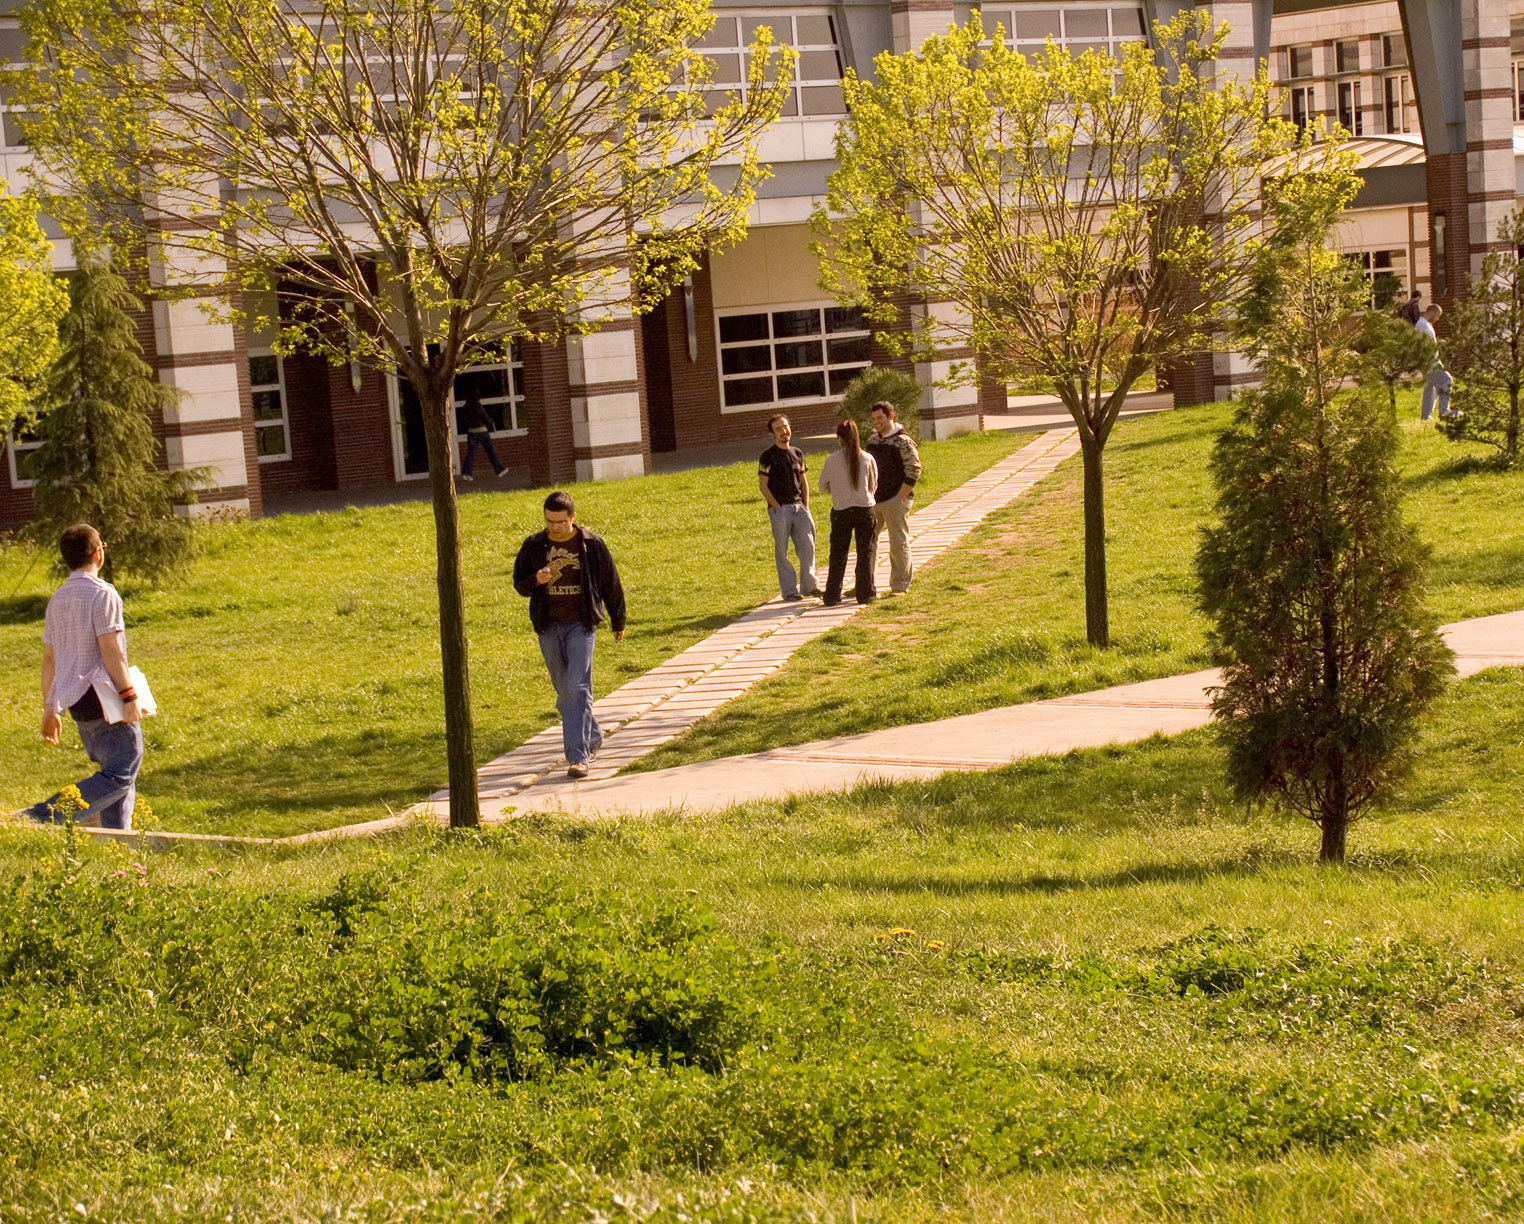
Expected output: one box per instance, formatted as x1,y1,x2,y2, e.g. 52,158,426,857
43,570,125,717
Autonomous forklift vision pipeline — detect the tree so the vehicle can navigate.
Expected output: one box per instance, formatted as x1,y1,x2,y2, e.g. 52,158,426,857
14,0,789,825
1437,209,1524,464
816,11,1303,647
0,189,68,433
23,256,205,584
1356,309,1433,417
839,366,921,440
1196,169,1453,863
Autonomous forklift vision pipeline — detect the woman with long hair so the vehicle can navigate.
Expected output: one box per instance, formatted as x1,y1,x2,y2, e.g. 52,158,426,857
816,419,880,605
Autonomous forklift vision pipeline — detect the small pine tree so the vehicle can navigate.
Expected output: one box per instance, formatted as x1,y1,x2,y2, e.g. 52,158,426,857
839,366,922,440
1356,308,1433,416
1437,209,1524,463
1198,170,1454,863
23,256,205,582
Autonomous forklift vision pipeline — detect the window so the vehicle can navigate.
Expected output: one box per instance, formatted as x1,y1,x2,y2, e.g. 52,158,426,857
452,341,525,435
697,12,845,118
1513,57,1524,121
249,352,291,462
0,21,32,149
959,5,1146,59
1337,81,1363,135
1383,34,1408,69
1335,40,1360,74
1286,44,1314,79
1350,249,1407,306
1289,84,1315,131
1384,72,1416,134
6,421,41,489
717,305,870,409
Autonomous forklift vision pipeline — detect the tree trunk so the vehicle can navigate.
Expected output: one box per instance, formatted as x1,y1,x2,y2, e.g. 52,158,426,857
1080,434,1109,649
1319,806,1348,863
1509,387,1519,462
420,384,480,828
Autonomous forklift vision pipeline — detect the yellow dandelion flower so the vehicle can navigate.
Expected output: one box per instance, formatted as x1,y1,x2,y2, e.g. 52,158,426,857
889,927,916,937
925,940,946,950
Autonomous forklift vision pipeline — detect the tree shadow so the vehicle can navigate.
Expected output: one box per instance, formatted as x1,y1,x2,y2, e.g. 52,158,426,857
0,594,49,625
1406,455,1504,487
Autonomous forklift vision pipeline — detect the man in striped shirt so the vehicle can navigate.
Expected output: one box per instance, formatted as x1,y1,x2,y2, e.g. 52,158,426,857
22,524,144,830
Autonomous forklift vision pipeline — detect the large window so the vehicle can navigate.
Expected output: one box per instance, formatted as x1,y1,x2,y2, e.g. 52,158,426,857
1337,81,1363,136
249,352,291,461
697,12,845,118
6,421,41,489
1383,73,1416,134
1350,249,1407,306
958,4,1146,58
0,21,32,149
453,341,525,435
718,305,870,410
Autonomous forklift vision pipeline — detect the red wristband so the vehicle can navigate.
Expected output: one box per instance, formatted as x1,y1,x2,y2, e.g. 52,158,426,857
119,688,137,701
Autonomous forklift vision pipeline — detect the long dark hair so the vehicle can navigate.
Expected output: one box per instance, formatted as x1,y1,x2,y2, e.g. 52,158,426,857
836,419,862,487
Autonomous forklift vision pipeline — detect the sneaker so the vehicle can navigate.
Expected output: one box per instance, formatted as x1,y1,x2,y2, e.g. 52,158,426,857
460,473,474,482
495,468,509,479
782,593,803,602
567,762,589,779
802,589,823,600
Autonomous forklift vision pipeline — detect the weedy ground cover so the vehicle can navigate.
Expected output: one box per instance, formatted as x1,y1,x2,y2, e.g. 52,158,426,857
0,432,1019,837
634,398,1524,770
1,658,1522,1221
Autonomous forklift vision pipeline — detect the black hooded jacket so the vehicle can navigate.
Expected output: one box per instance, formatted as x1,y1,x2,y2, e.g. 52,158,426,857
512,527,627,634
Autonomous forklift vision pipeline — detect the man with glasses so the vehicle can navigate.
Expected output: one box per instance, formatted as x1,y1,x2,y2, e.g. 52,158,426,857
513,491,626,779
22,524,144,829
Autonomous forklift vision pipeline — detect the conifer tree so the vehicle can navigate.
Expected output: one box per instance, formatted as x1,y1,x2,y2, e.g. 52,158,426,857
1197,171,1453,863
1438,209,1524,464
24,256,204,583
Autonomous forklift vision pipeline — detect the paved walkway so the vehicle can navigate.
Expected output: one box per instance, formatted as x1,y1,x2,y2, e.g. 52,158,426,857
420,427,1085,818
477,609,1524,820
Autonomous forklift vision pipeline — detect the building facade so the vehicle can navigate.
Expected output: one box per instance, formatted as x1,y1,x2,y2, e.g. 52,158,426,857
2,0,1520,522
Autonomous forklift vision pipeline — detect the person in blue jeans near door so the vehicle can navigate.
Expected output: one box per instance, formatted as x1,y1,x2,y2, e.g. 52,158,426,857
512,491,626,779
22,524,143,829
758,414,821,601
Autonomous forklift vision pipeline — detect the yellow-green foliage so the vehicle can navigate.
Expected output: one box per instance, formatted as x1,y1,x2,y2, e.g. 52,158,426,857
0,189,66,433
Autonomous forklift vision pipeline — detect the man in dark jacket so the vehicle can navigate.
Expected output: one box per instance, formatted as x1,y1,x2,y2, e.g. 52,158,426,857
512,490,626,778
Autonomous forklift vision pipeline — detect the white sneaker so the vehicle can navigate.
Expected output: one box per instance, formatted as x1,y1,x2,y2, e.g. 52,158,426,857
567,762,589,779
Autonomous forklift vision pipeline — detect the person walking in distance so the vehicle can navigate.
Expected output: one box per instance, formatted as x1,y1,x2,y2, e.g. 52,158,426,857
1398,289,1423,326
1416,303,1455,421
22,524,144,829
864,400,921,594
458,389,508,481
758,414,821,602
512,491,626,779
817,419,879,606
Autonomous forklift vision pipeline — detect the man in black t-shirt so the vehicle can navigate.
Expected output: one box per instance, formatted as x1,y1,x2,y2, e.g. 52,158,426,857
758,415,821,601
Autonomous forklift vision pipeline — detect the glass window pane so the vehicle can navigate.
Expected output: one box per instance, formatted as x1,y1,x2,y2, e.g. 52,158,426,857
1111,7,1146,36
799,50,842,80
722,345,773,375
1070,42,1106,57
829,367,863,396
742,17,775,45
3,111,31,147
0,29,28,62
724,376,775,407
256,425,287,456
15,448,40,482
777,370,826,400
249,354,280,386
794,15,836,45
252,389,284,421
981,10,1014,38
771,308,818,338
777,91,798,118
1065,10,1109,38
696,17,738,49
456,368,511,402
707,53,742,85
825,306,866,333
800,84,845,115
720,313,769,343
827,336,871,364
774,340,822,369
1015,8,1062,38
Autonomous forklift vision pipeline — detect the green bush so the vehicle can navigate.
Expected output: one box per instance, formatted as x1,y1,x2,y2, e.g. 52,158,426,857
838,366,922,439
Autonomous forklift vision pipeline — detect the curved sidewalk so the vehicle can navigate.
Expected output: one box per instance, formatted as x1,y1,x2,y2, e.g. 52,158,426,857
486,609,1524,820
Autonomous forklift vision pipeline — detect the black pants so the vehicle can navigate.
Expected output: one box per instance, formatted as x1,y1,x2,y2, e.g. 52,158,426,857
824,506,877,605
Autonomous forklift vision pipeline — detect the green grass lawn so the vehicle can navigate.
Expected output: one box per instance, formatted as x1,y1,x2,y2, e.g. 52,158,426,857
0,431,1021,837
2,661,1522,1221
632,397,1524,771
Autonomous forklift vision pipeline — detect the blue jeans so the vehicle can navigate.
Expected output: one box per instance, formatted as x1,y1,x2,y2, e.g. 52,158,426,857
768,502,819,598
1420,368,1453,420
537,622,603,765
26,717,143,830
462,430,505,476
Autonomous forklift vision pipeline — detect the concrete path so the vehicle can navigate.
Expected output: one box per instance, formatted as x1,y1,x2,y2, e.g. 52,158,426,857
422,427,1086,818
481,609,1524,820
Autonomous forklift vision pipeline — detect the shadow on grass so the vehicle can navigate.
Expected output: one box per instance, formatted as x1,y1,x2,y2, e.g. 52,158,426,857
0,594,48,625
777,856,1287,899
1406,454,1507,486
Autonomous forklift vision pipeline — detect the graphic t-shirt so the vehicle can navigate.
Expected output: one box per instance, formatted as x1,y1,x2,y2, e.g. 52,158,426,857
545,536,584,624
759,444,806,504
